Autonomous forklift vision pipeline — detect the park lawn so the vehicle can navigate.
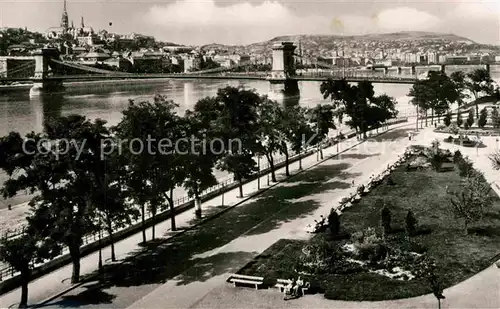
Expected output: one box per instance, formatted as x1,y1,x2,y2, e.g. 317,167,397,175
238,160,500,300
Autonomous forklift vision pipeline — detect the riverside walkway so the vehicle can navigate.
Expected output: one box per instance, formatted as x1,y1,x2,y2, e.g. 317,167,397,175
4,123,497,309
0,121,414,308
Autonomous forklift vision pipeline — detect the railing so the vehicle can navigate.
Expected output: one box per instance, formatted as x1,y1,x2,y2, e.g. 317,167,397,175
0,117,409,280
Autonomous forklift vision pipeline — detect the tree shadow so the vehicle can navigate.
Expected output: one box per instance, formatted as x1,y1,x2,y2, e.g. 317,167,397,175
337,153,378,160
37,282,116,308
468,226,500,237
75,158,360,294
369,128,413,142
286,163,351,183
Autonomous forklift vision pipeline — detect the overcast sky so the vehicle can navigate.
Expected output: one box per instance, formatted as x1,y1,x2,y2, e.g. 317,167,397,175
1,0,499,45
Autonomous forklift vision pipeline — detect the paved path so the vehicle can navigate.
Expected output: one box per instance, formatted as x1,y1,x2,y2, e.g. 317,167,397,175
6,123,415,309
3,125,498,309
189,128,500,309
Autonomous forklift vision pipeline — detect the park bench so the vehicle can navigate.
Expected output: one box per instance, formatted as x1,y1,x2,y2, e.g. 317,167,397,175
275,278,309,295
227,274,264,290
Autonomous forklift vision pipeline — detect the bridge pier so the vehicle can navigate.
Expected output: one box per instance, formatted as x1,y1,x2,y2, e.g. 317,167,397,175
268,42,300,106
397,67,402,75
29,48,64,97
384,67,389,75
411,65,416,76
485,63,490,73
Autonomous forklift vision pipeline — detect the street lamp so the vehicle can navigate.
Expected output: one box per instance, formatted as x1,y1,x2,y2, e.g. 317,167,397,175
257,155,261,190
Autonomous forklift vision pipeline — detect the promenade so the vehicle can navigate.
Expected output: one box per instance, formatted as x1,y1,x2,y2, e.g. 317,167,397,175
2,124,497,309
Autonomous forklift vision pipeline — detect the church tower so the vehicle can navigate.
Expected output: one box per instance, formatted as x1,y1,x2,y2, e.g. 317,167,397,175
60,0,69,30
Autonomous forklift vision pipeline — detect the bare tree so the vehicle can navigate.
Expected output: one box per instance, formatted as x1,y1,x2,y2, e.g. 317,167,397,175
448,172,493,235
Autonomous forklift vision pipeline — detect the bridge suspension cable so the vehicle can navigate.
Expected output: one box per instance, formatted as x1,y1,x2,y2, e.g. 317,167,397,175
50,59,131,75
0,62,35,78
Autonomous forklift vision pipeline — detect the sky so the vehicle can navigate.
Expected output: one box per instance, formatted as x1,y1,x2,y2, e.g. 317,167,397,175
0,0,499,45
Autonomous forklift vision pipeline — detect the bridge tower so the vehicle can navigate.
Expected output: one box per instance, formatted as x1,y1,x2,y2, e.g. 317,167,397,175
267,42,299,106
30,48,64,97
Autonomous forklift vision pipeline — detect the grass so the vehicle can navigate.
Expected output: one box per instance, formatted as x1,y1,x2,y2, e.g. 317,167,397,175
238,155,500,301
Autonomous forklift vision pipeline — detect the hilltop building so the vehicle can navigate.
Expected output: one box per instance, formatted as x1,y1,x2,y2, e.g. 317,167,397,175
45,0,100,46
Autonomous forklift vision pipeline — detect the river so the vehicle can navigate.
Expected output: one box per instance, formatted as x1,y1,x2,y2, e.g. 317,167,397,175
0,73,499,209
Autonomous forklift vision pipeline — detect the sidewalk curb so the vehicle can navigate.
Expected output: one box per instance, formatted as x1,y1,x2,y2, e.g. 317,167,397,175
31,122,411,308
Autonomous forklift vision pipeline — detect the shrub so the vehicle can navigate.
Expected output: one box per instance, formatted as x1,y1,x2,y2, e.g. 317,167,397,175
386,175,396,186
357,184,365,196
444,135,453,142
467,109,474,128
456,113,463,127
444,112,452,126
464,122,470,130
478,108,488,128
328,209,340,237
457,157,474,177
405,210,418,237
448,123,459,134
453,150,462,163
380,206,392,236
352,227,388,263
492,107,500,128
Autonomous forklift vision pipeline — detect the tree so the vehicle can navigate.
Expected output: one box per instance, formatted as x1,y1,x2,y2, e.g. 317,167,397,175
405,210,418,237
415,257,445,309
182,110,218,218
448,172,493,235
456,112,463,127
465,68,495,118
443,112,452,127
450,71,469,108
380,205,392,237
328,208,340,237
306,104,336,160
478,108,488,128
115,96,183,239
93,148,139,262
466,109,474,128
285,106,314,171
210,87,260,197
491,107,500,128
255,98,284,182
408,79,432,127
0,232,58,308
489,150,500,171
0,116,110,283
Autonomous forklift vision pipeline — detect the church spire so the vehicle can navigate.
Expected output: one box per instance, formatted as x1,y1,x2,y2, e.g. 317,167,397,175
81,16,85,28
60,0,69,30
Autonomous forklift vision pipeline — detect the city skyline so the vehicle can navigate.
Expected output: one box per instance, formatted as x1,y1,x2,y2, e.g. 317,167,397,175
0,0,499,45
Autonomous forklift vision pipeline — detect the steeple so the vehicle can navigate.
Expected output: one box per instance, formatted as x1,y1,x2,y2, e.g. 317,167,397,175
60,0,69,30
71,20,74,29
81,16,85,28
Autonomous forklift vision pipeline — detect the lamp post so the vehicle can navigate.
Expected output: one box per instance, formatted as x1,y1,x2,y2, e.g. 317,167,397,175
221,183,225,206
257,155,261,190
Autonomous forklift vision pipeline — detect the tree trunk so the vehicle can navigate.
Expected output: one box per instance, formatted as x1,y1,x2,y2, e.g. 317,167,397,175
476,103,479,119
284,148,290,176
141,204,146,243
18,270,30,308
431,109,434,125
238,175,244,198
151,211,156,240
464,221,469,235
168,188,176,231
107,221,116,262
69,244,81,283
319,147,324,160
438,298,442,309
266,153,277,182
425,110,428,127
194,194,202,218
298,153,303,170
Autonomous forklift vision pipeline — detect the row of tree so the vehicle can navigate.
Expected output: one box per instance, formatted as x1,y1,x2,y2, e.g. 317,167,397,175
0,81,398,307
408,68,498,127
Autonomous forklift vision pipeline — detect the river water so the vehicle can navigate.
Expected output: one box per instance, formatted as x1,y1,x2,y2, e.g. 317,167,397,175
0,72,499,209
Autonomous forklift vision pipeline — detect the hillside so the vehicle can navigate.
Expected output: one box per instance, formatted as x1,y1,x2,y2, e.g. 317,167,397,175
200,31,486,55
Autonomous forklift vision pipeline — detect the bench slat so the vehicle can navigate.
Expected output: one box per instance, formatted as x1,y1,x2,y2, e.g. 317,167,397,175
231,279,263,284
229,274,264,281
